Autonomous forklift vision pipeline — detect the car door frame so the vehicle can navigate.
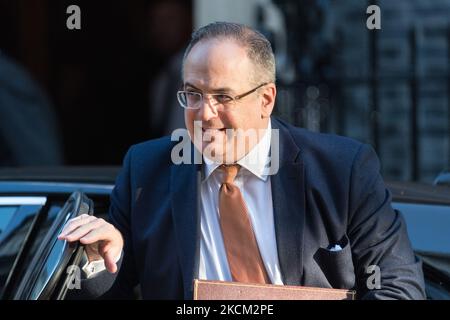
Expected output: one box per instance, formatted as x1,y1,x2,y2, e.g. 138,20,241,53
12,191,93,300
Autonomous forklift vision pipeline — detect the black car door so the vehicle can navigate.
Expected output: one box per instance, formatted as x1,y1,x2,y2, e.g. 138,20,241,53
12,191,94,300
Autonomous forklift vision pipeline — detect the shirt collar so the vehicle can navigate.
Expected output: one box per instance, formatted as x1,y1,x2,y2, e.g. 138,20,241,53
203,120,272,182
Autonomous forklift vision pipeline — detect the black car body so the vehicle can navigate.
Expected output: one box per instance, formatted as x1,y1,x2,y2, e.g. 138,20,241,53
0,168,116,299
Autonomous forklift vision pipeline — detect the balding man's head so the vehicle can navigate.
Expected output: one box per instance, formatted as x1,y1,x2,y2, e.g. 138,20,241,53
182,22,276,85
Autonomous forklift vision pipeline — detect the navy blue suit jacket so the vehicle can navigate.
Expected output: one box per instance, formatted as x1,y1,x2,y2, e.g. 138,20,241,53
83,117,425,300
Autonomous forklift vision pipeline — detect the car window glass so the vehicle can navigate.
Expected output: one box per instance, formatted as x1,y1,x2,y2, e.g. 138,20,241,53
394,203,450,254
9,204,63,287
0,206,18,234
30,205,62,247
0,205,42,293
29,234,67,299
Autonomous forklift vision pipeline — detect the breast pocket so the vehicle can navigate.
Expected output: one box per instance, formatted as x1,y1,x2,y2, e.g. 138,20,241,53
313,234,356,289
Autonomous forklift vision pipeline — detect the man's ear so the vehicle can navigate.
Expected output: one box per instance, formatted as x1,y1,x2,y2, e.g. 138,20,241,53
260,84,276,119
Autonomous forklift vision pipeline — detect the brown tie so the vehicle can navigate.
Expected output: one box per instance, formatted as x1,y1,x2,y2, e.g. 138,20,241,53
218,164,270,284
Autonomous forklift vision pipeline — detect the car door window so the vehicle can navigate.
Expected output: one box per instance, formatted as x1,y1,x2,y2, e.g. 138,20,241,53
393,203,450,255
0,197,46,296
0,206,18,234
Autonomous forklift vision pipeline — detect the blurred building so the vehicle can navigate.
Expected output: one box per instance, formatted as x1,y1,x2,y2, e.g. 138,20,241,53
324,0,450,183
195,0,450,183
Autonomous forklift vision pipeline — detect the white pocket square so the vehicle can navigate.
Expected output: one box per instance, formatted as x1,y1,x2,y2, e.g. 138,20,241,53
327,244,343,252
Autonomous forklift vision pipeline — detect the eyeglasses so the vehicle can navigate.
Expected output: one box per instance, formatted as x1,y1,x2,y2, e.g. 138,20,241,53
176,82,268,111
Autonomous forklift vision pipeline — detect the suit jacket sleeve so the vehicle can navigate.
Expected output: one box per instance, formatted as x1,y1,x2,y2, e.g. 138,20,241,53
69,147,139,299
348,144,426,299
101,145,140,299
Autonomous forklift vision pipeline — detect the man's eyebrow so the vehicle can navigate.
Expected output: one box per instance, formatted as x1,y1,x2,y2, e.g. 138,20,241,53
184,83,202,91
184,82,233,93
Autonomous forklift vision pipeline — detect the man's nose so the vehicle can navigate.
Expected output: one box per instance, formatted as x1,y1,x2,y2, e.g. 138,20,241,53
198,95,218,121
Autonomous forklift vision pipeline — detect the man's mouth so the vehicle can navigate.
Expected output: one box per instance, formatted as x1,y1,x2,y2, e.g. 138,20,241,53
202,127,226,132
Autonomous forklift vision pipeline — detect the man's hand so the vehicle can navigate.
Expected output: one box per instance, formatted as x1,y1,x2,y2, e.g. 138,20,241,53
58,214,124,273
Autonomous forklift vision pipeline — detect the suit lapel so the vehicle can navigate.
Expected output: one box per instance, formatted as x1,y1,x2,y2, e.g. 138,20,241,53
270,118,305,285
170,159,201,299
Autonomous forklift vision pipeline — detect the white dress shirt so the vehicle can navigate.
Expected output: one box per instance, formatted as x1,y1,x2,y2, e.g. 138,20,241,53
84,121,284,285
198,120,284,284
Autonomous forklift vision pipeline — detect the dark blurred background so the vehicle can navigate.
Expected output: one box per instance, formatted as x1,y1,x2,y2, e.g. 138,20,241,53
0,0,192,166
0,0,449,183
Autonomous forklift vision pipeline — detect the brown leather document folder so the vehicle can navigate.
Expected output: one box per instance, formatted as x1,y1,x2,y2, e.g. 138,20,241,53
193,279,355,300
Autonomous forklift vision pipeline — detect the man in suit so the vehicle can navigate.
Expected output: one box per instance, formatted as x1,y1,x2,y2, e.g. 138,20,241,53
59,22,425,299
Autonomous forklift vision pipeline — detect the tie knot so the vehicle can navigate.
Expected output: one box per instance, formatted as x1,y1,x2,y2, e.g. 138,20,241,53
220,164,240,184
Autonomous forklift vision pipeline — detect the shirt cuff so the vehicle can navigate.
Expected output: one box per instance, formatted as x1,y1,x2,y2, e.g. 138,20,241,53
81,251,122,279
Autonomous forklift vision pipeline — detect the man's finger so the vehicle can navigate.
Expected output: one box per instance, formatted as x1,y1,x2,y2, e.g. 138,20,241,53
58,215,97,238
104,250,118,273
80,224,114,244
62,219,106,242
99,242,112,256
62,214,91,230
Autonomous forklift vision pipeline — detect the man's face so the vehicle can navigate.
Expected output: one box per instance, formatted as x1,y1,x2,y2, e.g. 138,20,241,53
183,39,275,163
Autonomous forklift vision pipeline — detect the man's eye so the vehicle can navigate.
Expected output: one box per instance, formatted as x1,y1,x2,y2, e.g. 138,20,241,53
186,92,201,101
215,95,233,103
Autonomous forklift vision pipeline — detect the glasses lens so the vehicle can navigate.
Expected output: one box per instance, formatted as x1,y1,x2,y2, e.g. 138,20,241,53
178,91,202,109
186,92,202,107
177,91,235,110
213,94,234,105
